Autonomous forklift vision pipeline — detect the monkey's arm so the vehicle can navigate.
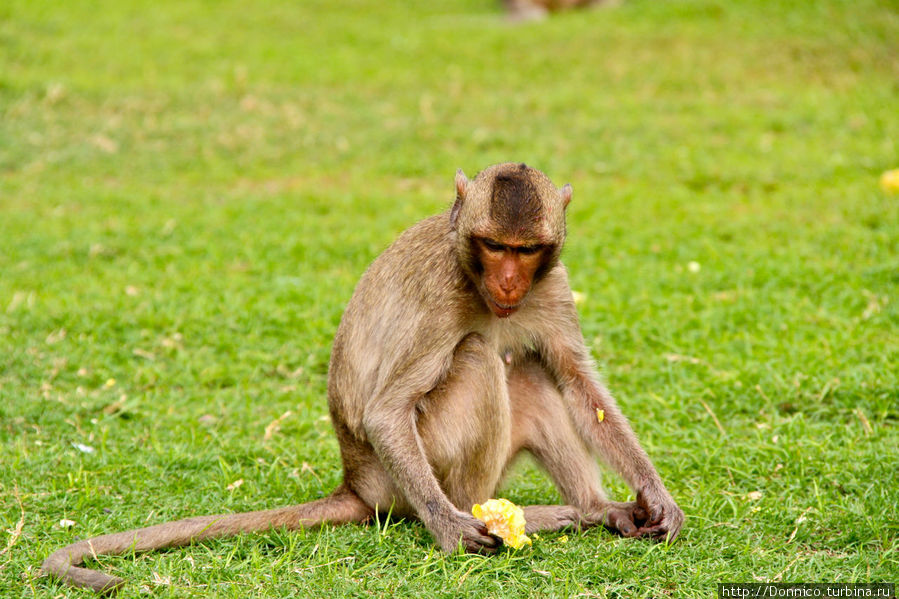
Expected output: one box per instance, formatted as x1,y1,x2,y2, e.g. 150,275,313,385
359,353,500,553
548,336,684,540
538,293,684,541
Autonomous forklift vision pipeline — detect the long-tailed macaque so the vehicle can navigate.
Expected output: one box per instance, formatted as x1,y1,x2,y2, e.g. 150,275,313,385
43,163,683,594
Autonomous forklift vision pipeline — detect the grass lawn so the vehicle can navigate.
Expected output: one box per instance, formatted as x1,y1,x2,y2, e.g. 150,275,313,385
1,0,897,596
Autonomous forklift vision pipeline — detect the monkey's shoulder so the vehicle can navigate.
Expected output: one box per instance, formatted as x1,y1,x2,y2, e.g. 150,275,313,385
332,212,469,354
380,212,455,263
361,212,466,298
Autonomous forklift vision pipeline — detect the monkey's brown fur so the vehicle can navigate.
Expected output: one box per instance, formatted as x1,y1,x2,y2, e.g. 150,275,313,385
43,163,683,594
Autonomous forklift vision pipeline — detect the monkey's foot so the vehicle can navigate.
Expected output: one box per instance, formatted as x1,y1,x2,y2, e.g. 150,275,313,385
575,500,648,538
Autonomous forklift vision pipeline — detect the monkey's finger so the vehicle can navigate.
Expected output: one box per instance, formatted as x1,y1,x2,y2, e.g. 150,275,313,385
469,521,501,544
634,523,663,536
604,509,639,537
466,541,498,554
657,521,682,542
633,506,648,522
631,506,649,527
473,521,491,537
464,532,501,553
635,521,680,542
635,491,664,524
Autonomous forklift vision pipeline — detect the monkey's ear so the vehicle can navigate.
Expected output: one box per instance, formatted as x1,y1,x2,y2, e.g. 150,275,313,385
561,183,572,209
451,169,468,228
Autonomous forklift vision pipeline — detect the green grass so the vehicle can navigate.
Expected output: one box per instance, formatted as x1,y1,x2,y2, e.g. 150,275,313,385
2,0,898,596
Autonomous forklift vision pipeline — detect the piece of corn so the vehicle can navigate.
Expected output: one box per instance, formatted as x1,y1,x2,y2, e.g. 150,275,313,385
881,169,899,194
471,498,532,549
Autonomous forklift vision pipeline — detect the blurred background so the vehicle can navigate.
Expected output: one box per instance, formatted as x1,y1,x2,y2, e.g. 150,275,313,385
1,0,897,595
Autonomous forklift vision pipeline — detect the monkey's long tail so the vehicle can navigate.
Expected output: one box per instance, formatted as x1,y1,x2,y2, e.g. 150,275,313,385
41,486,373,595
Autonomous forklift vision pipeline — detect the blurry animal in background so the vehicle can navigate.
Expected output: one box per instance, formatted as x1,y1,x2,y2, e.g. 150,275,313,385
504,0,618,21
43,163,682,594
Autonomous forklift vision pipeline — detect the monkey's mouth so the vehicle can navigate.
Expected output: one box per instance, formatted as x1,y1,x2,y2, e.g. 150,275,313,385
488,297,520,318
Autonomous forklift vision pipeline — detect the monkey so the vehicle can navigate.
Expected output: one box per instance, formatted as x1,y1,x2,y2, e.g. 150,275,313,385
42,163,684,594
503,0,617,22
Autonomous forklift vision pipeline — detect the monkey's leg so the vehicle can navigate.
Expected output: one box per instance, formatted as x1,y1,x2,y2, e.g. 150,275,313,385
415,333,511,513
42,486,371,594
507,361,642,536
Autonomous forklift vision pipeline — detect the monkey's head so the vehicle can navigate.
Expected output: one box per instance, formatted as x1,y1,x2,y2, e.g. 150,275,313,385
450,163,572,318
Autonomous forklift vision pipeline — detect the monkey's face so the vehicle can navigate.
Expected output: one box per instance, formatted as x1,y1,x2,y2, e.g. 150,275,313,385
452,163,572,317
474,237,547,318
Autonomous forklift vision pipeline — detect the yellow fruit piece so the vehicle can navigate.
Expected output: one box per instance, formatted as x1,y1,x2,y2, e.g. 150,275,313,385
881,169,899,194
471,498,532,549
596,408,605,422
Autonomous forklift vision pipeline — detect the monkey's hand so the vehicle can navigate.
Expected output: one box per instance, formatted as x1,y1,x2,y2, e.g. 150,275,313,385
632,485,684,542
433,509,502,554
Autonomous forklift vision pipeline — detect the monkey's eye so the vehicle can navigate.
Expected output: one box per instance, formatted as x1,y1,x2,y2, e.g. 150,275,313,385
517,245,542,256
481,239,506,252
